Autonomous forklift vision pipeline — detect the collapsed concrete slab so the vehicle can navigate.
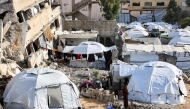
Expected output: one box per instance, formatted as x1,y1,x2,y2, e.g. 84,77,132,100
0,62,20,76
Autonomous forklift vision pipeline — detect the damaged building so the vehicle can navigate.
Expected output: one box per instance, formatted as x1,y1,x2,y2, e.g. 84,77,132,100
0,0,63,69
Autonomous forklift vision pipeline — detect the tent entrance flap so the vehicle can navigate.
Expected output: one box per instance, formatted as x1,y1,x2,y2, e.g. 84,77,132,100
47,86,63,108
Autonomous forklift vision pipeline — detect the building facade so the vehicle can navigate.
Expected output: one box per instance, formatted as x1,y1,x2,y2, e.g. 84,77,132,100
0,0,63,56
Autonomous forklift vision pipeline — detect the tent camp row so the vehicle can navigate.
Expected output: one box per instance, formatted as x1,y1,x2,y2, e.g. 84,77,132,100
122,44,190,69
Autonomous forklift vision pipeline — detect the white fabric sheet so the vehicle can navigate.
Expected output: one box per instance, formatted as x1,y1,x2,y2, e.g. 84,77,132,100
3,68,81,109
125,29,149,38
127,61,187,104
117,60,137,77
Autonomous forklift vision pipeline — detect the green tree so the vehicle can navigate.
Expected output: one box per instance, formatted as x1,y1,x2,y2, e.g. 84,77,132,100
162,9,176,24
99,0,120,20
163,0,181,23
186,0,190,7
180,17,190,28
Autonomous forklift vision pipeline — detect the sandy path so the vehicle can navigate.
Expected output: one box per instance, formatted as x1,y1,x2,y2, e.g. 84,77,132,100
80,98,107,109
178,84,190,109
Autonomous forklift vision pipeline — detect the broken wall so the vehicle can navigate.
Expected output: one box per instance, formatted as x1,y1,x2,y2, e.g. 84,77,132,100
23,5,62,53
63,20,118,37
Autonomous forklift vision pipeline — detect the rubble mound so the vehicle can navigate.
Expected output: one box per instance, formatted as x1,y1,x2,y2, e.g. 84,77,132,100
129,101,178,109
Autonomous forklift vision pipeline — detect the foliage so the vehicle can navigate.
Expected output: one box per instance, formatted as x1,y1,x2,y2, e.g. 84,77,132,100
162,9,176,24
120,0,127,4
186,0,190,7
178,9,190,22
93,70,99,79
163,0,181,24
180,17,190,28
99,0,120,20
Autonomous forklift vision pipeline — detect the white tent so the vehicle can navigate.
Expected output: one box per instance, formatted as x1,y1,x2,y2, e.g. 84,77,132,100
185,26,190,31
168,29,190,38
147,24,165,31
125,29,149,38
125,25,146,31
168,34,190,45
129,21,142,26
3,68,81,109
73,41,107,54
128,61,187,104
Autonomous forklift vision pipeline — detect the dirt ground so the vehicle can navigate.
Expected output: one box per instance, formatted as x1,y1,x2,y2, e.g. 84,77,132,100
178,84,190,109
80,98,107,109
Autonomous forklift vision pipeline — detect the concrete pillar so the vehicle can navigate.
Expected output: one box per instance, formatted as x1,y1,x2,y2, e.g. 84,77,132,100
96,35,100,42
104,37,106,46
24,49,28,56
88,4,92,20
30,43,35,53
129,10,132,23
140,11,142,15
72,0,75,20
3,21,12,36
152,10,155,22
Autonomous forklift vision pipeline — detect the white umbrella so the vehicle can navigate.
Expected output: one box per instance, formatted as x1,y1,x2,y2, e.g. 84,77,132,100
73,41,106,54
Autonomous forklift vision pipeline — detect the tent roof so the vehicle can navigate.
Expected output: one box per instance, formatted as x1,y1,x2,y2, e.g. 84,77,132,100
127,61,187,104
3,68,80,108
122,44,190,54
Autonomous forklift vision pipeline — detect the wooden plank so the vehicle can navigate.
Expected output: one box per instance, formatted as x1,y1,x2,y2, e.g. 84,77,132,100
126,44,143,51
173,46,184,52
153,45,163,52
162,45,173,52
143,45,153,52
3,21,12,36
184,45,190,52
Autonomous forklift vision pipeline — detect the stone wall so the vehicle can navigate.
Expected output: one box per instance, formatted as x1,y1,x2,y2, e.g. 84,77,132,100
63,20,118,37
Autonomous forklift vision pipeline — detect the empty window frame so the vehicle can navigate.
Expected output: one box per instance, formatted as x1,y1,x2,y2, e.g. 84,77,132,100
144,2,152,6
157,2,164,6
132,2,140,6
54,19,60,29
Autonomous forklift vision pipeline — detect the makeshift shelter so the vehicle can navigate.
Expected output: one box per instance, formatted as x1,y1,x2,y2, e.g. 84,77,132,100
128,61,187,104
147,24,164,31
125,25,146,31
73,41,107,54
125,29,149,38
3,68,81,109
168,29,190,38
122,44,190,69
168,34,190,45
60,43,116,69
129,21,142,26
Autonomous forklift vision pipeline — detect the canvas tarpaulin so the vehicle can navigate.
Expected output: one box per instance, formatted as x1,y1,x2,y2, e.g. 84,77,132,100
127,61,187,104
3,68,81,109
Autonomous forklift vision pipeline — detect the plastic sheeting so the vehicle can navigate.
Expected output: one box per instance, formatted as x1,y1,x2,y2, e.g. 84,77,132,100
168,29,190,38
117,60,137,77
128,61,187,104
125,29,149,38
73,41,107,54
3,68,81,109
168,34,190,45
125,25,146,30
